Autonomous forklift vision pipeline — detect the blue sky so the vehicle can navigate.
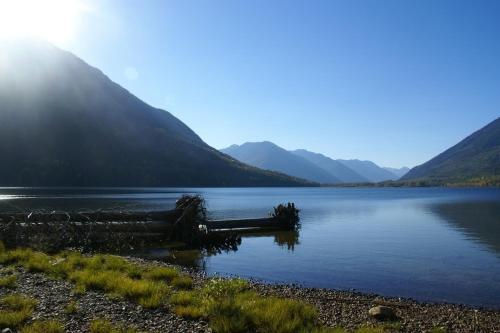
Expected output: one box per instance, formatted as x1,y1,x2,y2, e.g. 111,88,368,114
60,0,499,168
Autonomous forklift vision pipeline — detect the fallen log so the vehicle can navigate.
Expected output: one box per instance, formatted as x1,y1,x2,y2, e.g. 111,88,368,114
204,217,282,231
0,209,182,223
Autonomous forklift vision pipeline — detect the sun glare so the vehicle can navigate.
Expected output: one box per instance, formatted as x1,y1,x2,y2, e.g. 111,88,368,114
0,0,89,44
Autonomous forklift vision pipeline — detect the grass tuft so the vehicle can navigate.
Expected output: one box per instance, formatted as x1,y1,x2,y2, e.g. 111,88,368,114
0,294,37,328
89,319,138,333
0,247,353,333
142,267,179,281
65,300,79,314
0,274,17,288
20,320,65,333
171,276,193,290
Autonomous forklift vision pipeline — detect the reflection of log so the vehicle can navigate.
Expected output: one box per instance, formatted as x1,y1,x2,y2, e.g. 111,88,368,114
205,218,283,231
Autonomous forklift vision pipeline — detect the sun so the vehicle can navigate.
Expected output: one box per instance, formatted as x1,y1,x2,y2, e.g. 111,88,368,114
0,0,89,44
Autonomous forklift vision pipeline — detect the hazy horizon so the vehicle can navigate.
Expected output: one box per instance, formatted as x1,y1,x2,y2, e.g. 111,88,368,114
1,0,499,168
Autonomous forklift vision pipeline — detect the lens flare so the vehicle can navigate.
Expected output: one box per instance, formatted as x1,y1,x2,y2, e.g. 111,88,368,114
0,0,90,44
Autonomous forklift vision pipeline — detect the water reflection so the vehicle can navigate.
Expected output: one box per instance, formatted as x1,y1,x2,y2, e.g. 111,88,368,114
133,229,302,268
430,201,500,256
236,230,300,251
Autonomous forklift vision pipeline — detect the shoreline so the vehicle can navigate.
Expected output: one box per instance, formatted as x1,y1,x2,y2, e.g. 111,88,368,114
150,258,500,332
2,253,499,333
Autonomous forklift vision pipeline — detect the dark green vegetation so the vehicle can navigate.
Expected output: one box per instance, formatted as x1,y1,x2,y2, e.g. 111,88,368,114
0,243,399,333
0,40,309,187
403,117,500,184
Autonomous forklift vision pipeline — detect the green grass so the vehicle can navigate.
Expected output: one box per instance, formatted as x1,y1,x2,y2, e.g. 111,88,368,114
1,245,397,333
0,294,37,328
20,320,65,333
65,300,79,314
89,319,138,333
142,267,179,281
0,249,194,309
170,278,325,333
0,274,17,288
171,276,193,290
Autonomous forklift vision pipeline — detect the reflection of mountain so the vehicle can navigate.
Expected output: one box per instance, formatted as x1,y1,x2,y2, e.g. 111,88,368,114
430,201,500,255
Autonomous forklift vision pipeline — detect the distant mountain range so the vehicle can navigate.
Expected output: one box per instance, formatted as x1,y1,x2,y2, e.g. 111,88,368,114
402,117,500,185
221,142,339,184
383,167,411,179
221,142,407,184
0,40,309,187
292,150,368,183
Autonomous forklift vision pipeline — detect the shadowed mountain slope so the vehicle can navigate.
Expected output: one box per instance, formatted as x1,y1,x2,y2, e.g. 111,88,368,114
0,39,310,187
403,117,500,183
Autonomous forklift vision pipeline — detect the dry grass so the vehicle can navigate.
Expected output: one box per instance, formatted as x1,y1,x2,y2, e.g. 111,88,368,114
65,300,79,314
0,242,401,333
0,274,17,288
0,294,37,328
20,320,65,333
89,319,138,333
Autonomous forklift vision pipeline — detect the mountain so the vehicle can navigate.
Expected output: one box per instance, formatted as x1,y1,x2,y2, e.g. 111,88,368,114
221,142,340,184
0,39,310,187
383,167,410,179
402,117,500,184
291,149,368,183
336,159,400,182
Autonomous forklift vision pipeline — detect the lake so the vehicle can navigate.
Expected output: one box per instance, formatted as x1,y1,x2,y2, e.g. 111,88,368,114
1,187,499,308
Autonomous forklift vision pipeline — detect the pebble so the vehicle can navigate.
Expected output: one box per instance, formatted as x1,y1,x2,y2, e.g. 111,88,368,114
2,259,500,333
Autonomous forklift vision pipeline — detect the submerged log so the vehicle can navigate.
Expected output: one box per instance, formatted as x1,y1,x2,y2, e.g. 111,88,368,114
205,217,282,231
0,196,300,252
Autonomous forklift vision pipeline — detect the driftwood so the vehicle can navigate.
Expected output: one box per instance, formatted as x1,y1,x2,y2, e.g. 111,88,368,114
206,218,281,231
0,196,300,252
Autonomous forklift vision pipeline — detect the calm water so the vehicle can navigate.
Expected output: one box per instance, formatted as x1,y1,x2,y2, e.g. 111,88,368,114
1,187,500,308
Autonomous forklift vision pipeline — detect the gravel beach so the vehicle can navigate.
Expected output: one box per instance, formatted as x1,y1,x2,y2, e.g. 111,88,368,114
1,257,500,333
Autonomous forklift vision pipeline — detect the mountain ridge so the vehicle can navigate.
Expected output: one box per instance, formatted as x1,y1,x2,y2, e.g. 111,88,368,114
402,117,500,183
0,39,311,187
291,149,369,183
221,142,403,184
221,142,340,184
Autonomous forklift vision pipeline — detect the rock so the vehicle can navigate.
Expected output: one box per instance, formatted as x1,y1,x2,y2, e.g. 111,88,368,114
369,305,397,321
